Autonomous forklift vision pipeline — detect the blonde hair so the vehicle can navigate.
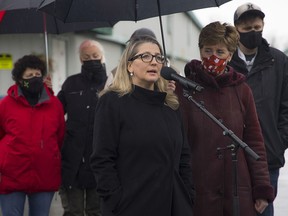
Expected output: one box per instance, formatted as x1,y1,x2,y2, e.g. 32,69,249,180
79,39,106,63
100,36,179,110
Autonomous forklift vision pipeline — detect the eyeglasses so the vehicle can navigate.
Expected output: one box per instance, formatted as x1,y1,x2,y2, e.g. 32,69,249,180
129,53,166,64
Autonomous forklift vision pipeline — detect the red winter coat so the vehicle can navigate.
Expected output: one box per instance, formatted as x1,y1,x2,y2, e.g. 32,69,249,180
0,84,65,194
176,60,274,216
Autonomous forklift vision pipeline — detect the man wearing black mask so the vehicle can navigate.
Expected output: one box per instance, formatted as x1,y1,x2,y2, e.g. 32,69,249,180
229,3,288,216
57,39,107,216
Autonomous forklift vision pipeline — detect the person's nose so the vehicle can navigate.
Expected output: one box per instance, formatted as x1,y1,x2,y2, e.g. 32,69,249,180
211,50,218,56
150,56,158,64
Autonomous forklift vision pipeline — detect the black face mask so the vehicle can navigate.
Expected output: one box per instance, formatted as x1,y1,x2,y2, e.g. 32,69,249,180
20,76,44,94
239,31,262,49
81,59,107,81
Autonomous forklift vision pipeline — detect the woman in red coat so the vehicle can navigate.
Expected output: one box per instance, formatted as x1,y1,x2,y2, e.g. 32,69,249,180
0,55,65,216
175,21,274,216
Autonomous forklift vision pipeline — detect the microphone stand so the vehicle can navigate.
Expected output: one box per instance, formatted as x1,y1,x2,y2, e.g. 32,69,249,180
183,90,260,216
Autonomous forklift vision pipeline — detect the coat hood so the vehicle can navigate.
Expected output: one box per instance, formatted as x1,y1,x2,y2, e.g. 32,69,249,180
7,83,53,106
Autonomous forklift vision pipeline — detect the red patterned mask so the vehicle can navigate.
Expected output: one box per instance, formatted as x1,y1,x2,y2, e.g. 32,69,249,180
202,55,228,76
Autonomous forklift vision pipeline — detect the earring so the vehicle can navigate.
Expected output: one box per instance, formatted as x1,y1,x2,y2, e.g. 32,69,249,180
129,72,134,76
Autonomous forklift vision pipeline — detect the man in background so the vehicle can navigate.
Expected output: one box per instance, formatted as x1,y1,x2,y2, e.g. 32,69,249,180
229,3,288,215
57,39,107,216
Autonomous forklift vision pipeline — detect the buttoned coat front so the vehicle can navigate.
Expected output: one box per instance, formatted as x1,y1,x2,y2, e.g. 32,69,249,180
90,85,194,216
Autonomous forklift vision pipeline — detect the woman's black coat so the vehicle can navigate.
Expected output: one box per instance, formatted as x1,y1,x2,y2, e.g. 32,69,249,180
90,85,194,216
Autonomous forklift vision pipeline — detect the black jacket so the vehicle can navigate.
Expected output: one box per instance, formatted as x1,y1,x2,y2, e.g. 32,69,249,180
90,85,194,216
229,39,288,169
57,69,106,188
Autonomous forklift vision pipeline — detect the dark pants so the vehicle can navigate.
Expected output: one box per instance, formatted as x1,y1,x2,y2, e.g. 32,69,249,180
59,186,101,216
257,168,279,216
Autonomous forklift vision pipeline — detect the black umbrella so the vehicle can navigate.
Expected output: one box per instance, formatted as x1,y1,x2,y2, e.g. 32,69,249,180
40,0,232,60
0,0,115,31
0,1,115,72
40,0,231,22
0,9,115,34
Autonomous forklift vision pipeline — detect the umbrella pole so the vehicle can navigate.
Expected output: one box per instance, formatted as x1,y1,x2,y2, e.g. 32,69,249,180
157,0,167,63
42,12,50,73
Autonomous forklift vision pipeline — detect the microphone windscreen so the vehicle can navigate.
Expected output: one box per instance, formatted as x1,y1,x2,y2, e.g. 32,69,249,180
160,66,177,80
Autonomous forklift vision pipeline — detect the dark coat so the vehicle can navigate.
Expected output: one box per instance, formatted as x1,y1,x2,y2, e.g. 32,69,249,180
90,85,194,216
57,69,106,188
229,39,288,170
0,84,65,193
176,60,274,216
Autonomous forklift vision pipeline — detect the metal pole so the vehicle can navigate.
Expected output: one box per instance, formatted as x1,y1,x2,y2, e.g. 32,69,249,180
156,0,167,62
43,12,50,73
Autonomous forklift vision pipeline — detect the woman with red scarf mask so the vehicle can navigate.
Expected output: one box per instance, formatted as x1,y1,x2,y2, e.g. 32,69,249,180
175,21,274,216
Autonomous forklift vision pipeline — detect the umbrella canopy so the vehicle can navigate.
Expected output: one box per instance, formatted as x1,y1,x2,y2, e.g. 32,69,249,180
0,0,115,72
40,0,232,59
40,0,232,23
0,9,116,34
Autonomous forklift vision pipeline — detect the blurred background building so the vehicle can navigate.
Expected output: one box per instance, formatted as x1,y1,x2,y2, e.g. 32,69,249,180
0,12,202,97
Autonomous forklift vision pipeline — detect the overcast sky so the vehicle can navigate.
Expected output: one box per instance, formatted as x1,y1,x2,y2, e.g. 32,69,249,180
192,0,287,51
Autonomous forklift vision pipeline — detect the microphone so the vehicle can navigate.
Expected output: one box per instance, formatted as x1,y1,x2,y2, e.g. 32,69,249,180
161,66,204,92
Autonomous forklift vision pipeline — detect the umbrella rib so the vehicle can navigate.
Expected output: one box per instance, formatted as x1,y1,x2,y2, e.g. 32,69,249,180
42,12,50,73
135,0,138,21
156,0,167,61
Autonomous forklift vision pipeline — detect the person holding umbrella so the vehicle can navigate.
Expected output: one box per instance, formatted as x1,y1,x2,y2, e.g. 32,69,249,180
0,55,65,216
57,39,107,216
90,35,195,216
176,21,274,215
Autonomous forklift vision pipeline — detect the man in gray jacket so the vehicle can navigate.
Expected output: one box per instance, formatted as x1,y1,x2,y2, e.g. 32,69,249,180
229,3,288,216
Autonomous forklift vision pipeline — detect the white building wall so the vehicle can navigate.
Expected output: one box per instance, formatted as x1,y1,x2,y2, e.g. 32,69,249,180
108,13,201,75
0,34,48,97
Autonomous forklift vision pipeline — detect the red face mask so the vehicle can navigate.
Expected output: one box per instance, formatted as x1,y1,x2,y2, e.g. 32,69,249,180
202,55,228,76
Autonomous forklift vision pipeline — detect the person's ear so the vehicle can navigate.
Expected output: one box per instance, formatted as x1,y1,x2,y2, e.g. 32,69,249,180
127,62,133,73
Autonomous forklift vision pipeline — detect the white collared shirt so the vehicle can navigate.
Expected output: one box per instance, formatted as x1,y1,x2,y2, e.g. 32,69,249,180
237,47,257,73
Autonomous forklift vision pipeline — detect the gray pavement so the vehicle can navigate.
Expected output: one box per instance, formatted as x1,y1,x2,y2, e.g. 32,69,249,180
274,151,288,216
48,193,64,216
